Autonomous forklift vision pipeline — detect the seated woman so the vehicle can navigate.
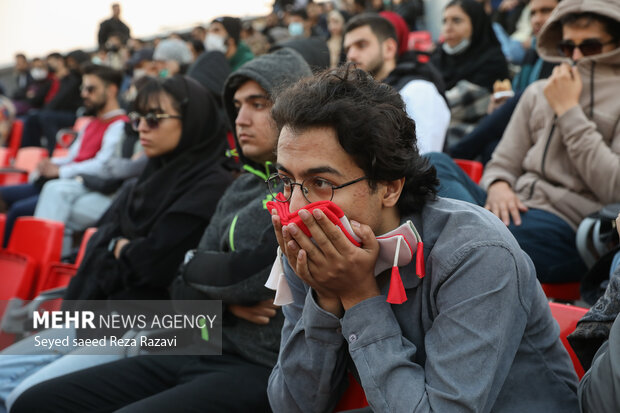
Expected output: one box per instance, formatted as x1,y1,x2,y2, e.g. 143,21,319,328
0,74,233,411
430,0,509,143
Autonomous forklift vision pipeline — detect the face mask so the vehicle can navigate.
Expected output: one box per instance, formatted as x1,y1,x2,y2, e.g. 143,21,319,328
264,197,425,305
204,34,228,53
132,68,147,80
158,68,169,78
288,22,304,37
30,68,48,80
442,38,471,55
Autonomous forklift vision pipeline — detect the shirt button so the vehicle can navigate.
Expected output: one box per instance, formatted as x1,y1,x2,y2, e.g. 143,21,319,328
348,334,357,343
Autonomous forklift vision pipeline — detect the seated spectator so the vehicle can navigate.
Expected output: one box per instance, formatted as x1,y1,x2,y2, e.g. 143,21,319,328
0,64,126,246
266,65,579,412
11,58,55,116
431,0,509,141
11,53,32,101
0,75,233,412
9,48,311,413
19,52,83,154
153,38,193,77
206,16,254,71
426,0,620,284
448,0,560,163
240,20,271,57
344,13,450,154
287,8,323,39
571,215,620,413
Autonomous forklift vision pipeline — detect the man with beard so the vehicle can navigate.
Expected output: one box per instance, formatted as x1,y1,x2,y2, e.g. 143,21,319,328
0,64,127,246
343,13,450,154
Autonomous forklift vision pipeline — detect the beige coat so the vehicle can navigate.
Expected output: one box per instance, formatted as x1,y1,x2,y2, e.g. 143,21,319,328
481,0,620,230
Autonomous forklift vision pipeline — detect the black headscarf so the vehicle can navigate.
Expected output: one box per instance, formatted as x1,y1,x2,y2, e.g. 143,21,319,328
65,75,232,301
430,0,509,91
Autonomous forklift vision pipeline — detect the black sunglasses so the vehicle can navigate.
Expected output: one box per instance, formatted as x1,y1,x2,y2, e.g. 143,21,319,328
128,111,182,131
558,38,616,58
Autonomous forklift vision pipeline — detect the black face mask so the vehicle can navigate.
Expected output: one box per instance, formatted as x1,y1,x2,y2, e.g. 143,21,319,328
106,44,120,53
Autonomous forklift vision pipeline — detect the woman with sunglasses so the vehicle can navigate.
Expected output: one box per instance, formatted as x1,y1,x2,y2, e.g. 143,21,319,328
0,75,233,411
429,0,620,286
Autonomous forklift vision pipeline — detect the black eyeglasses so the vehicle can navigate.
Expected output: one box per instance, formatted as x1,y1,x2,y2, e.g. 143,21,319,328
80,85,97,94
128,111,182,131
265,173,368,204
558,38,616,58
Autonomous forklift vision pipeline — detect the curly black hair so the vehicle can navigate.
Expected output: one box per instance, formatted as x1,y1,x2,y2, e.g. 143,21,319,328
271,64,438,215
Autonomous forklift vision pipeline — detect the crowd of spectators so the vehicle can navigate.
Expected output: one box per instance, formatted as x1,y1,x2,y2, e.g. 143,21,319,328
0,0,618,412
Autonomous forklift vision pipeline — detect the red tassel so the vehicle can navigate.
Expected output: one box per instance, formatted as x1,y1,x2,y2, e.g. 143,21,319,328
416,241,425,278
387,266,407,304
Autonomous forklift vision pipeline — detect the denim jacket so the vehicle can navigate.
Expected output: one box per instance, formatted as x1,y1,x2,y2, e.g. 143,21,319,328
268,197,579,413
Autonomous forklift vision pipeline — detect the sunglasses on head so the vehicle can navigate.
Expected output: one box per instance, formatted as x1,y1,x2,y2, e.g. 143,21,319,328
128,111,182,131
558,38,616,58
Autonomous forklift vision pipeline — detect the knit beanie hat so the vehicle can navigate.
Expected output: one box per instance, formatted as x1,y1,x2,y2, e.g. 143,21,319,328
212,16,242,46
153,38,193,64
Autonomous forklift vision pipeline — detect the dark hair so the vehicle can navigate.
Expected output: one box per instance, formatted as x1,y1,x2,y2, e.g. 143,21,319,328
344,13,397,43
134,76,185,116
46,52,64,61
560,12,620,42
271,64,438,215
290,8,308,20
82,63,123,89
15,53,26,60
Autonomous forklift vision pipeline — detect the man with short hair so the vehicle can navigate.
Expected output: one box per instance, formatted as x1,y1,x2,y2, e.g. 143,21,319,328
0,64,127,246
206,16,254,71
97,3,131,49
428,0,620,284
266,65,579,412
344,13,450,154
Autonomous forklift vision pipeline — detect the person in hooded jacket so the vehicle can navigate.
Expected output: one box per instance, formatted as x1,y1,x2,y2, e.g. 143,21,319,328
427,0,620,284
0,75,232,413
10,48,312,413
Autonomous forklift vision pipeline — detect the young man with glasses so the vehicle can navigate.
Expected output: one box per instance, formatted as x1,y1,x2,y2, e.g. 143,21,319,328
266,65,580,412
428,0,620,285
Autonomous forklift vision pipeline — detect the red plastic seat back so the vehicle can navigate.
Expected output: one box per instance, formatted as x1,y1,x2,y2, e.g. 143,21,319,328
541,282,581,302
454,159,484,184
7,119,23,162
334,372,369,412
0,148,9,167
0,251,37,299
75,227,97,267
13,147,48,172
0,213,5,247
7,217,64,298
549,302,588,378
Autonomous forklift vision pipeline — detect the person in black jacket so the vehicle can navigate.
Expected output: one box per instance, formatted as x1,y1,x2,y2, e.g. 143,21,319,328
97,3,131,49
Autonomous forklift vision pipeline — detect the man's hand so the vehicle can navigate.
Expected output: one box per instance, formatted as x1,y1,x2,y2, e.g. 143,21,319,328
272,208,380,314
37,159,60,178
543,63,582,117
485,181,528,226
228,299,278,325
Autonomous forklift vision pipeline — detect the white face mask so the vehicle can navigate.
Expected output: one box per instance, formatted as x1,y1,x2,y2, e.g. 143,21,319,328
31,68,48,80
204,34,228,53
442,38,471,55
288,22,304,37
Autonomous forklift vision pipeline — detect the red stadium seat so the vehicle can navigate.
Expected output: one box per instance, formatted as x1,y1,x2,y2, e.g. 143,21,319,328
6,119,23,163
0,147,49,186
334,372,368,412
541,282,581,302
549,302,588,378
454,158,484,184
0,213,5,247
6,217,64,299
36,227,96,294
